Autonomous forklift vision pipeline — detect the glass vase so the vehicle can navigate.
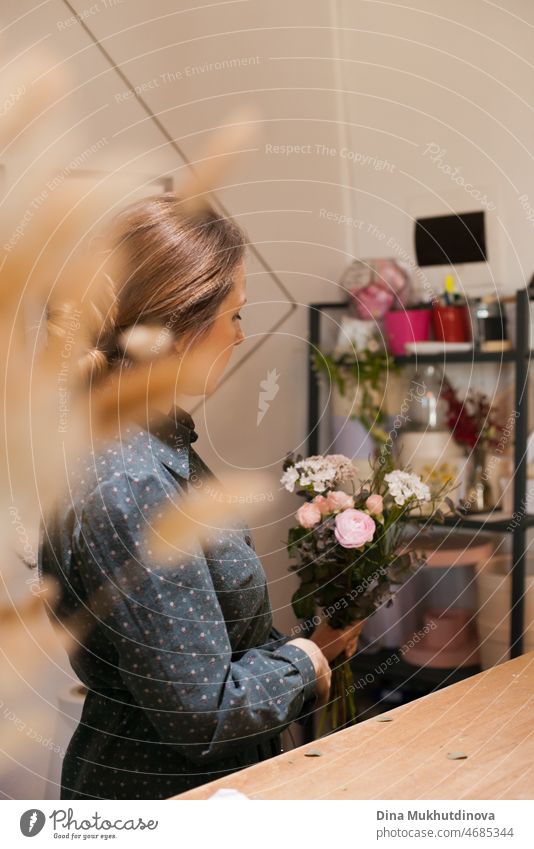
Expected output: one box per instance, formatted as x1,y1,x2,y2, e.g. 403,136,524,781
464,442,495,513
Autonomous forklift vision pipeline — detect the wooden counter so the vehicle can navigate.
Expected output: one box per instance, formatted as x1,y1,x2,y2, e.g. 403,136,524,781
170,651,534,800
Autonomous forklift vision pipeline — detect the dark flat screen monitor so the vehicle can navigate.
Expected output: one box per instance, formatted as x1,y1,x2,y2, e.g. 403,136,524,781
415,211,487,266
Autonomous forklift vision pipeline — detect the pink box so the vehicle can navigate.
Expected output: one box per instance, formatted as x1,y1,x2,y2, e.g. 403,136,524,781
384,308,432,356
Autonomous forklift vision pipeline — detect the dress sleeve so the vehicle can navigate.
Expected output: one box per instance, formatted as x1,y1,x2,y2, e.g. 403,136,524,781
71,473,318,764
260,625,319,725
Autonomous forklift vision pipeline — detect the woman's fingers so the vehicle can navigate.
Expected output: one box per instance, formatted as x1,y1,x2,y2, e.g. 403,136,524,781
309,619,364,662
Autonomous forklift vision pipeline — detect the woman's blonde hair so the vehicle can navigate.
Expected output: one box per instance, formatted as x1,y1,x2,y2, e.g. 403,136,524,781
50,193,247,384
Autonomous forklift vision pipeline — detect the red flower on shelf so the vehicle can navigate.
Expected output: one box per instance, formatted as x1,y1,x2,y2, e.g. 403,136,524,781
441,378,505,450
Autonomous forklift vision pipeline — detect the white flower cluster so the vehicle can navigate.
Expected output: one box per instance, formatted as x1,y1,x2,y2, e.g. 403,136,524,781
384,470,431,506
281,454,356,494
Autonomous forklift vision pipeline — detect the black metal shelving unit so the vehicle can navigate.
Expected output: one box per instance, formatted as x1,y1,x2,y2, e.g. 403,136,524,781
307,287,531,682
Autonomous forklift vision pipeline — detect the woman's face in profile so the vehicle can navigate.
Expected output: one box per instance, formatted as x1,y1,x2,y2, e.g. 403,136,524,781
176,261,247,396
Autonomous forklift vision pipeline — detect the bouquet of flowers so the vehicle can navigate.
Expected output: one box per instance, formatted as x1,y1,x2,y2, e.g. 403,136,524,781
281,449,455,734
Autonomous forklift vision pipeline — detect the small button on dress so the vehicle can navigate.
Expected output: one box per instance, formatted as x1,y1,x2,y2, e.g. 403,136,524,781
38,405,318,800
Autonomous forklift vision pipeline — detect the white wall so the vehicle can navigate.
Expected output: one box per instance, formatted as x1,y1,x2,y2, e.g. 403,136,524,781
336,0,534,298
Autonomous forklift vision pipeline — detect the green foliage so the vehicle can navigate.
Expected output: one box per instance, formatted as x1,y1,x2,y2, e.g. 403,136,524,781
287,525,308,558
311,344,399,445
291,583,316,619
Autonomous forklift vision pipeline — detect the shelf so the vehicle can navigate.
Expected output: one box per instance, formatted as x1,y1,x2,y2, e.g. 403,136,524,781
408,511,534,533
309,303,527,364
308,288,531,661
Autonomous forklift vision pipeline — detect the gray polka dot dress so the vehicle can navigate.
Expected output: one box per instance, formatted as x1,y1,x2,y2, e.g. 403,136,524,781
38,405,318,800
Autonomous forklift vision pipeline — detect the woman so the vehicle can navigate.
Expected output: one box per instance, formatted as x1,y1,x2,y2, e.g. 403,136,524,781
38,194,361,800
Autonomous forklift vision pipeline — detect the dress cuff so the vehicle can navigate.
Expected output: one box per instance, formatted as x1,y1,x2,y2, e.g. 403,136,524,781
271,642,318,703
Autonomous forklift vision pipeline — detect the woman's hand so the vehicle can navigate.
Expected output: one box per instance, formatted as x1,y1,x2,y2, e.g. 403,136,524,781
285,638,332,707
308,619,364,663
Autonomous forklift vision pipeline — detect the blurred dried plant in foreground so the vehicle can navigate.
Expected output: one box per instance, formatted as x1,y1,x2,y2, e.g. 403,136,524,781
149,468,274,559
0,576,73,759
0,47,264,769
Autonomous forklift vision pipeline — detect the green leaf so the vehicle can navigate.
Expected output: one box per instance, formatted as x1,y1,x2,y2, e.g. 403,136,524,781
287,525,308,557
291,583,316,619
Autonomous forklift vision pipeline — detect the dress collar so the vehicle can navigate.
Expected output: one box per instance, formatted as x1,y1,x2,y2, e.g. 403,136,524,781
127,404,198,481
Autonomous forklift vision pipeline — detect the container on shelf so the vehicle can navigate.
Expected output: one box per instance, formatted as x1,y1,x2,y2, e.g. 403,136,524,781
468,295,511,351
360,531,494,656
401,530,496,568
403,607,480,668
464,442,497,514
397,430,460,460
403,531,493,626
432,303,471,342
384,307,432,356
395,364,469,509
401,363,448,430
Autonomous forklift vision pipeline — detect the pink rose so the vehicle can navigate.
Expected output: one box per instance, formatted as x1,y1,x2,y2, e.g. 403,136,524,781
296,502,322,528
325,490,354,512
312,494,331,516
334,508,376,548
365,494,384,515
